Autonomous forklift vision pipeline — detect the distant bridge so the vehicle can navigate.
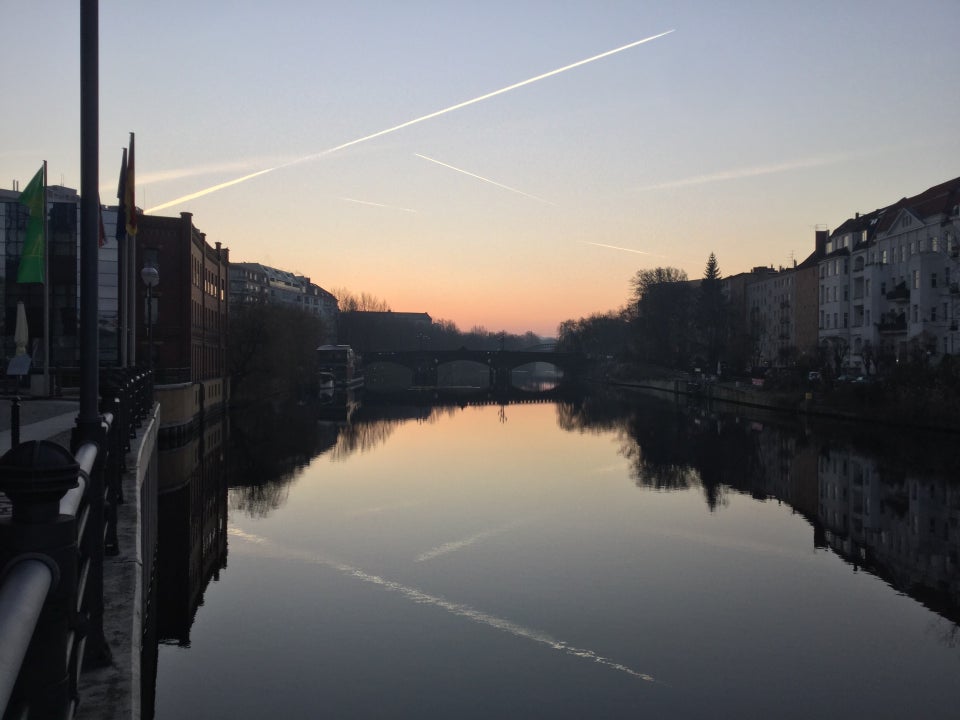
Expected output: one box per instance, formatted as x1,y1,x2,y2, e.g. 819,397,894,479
361,348,585,389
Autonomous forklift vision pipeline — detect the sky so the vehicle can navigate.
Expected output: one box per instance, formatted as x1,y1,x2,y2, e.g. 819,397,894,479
4,1,960,337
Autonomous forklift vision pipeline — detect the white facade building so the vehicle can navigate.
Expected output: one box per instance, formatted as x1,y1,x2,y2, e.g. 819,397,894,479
819,177,960,373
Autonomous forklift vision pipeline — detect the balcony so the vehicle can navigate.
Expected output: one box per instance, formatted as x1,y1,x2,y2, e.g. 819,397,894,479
885,282,910,303
877,312,907,334
950,283,959,295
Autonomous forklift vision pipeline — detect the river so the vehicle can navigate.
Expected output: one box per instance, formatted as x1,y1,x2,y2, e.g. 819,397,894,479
148,389,960,719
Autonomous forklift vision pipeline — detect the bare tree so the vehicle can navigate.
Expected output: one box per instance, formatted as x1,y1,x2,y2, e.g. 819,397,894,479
330,287,392,312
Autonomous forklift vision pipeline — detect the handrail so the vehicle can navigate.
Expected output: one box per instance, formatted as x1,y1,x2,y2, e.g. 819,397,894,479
0,366,155,719
0,559,54,713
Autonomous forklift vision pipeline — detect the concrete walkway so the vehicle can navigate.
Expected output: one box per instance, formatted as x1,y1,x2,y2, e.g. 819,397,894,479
0,397,80,451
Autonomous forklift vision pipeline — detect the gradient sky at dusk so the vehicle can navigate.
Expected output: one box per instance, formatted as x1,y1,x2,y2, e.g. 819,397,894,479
5,1,959,336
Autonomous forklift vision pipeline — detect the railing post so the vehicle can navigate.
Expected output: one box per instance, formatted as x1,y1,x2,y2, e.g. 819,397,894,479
0,441,80,719
71,420,112,670
11,396,21,448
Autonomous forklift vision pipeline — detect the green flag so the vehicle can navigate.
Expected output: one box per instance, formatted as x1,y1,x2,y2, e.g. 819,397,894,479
17,165,45,284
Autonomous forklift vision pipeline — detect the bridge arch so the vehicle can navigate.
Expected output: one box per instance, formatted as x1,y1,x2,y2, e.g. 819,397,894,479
361,349,584,391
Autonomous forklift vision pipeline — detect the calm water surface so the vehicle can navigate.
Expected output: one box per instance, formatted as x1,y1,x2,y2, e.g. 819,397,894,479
153,392,960,719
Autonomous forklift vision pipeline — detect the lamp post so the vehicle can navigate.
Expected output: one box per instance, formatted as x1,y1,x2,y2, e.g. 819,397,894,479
140,266,159,370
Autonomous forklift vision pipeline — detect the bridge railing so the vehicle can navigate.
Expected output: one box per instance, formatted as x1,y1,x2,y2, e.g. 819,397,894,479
0,369,153,720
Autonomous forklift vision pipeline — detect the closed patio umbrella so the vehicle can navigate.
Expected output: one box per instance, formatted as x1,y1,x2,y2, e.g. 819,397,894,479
14,301,28,356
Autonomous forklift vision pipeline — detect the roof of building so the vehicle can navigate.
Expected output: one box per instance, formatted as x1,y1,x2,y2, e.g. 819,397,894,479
831,176,960,241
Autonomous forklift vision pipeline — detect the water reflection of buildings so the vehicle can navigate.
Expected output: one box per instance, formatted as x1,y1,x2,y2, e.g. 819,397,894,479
818,447,960,620
156,415,229,646
583,390,960,625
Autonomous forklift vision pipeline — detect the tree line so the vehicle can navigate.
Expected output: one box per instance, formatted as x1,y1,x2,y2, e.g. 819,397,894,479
557,253,740,374
228,288,550,401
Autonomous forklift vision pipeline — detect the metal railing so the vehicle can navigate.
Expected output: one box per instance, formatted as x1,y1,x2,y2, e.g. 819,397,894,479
0,369,153,720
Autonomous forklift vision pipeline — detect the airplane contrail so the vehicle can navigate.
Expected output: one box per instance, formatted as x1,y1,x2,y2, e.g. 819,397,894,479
415,520,524,562
584,241,663,256
229,526,659,683
634,155,841,192
145,30,674,214
338,197,419,214
415,154,556,206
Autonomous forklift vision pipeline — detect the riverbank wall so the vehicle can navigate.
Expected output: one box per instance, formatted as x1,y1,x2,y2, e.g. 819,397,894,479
607,376,960,432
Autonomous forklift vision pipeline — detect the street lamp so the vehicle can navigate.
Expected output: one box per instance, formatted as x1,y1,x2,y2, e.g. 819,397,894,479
141,265,159,370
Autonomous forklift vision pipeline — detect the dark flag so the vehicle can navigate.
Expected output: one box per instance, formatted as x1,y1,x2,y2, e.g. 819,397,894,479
116,146,128,241
125,132,137,236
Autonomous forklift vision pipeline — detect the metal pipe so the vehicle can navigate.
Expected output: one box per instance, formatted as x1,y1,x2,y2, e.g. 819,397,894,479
0,559,54,715
59,475,87,518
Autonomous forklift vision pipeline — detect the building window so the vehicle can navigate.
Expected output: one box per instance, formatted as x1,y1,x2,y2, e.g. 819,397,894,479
843,312,848,328
882,249,888,264
931,307,937,322
913,305,918,323
931,273,937,288
820,311,824,329
913,270,920,289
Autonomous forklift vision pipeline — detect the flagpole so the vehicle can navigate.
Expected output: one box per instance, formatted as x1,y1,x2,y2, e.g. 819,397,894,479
42,159,50,396
128,225,136,365
126,132,137,367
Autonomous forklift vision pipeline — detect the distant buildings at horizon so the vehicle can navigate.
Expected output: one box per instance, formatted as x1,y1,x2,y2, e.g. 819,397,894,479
4,173,960,375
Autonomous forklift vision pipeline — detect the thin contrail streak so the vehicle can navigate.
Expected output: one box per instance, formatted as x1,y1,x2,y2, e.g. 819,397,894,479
338,197,419,214
634,155,840,192
229,526,659,684
414,154,556,206
585,241,662,256
415,520,523,562
145,30,674,214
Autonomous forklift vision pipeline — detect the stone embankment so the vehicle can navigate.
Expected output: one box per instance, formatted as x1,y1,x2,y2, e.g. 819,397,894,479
606,375,959,431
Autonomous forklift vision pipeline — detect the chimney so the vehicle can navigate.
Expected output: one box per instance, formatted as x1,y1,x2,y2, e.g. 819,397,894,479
815,229,829,257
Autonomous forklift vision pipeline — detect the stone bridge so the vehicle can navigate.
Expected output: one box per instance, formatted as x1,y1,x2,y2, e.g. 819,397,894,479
361,348,585,389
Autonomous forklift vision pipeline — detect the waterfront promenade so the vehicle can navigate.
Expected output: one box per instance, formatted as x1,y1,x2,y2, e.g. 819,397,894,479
0,395,153,720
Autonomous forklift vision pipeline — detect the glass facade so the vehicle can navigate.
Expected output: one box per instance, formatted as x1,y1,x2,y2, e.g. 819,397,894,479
0,186,122,381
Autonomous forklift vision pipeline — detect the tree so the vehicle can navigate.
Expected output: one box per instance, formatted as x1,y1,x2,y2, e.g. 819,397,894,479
631,267,692,368
330,287,391,312
696,253,727,370
229,303,328,401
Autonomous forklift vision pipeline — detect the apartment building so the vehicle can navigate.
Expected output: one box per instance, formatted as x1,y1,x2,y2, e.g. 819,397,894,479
818,177,960,373
228,261,338,342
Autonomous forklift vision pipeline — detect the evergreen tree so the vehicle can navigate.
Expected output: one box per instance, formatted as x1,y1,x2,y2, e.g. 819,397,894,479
696,253,727,371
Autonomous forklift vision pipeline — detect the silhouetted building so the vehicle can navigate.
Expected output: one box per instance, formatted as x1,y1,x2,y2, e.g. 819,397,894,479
229,261,338,342
338,310,432,352
136,211,229,390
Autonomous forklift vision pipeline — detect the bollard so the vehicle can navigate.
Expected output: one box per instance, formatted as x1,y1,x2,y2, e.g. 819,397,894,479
11,396,21,447
0,441,80,719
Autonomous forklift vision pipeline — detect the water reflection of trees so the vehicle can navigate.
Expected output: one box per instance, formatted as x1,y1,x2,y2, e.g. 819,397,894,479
330,402,461,460
560,387,960,635
228,401,340,517
559,391,770,509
